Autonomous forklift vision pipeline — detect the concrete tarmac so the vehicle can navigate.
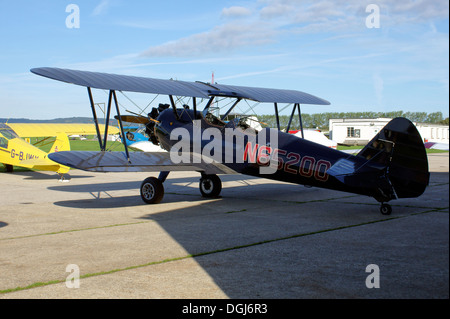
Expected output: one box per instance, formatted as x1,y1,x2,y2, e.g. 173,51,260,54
0,153,448,299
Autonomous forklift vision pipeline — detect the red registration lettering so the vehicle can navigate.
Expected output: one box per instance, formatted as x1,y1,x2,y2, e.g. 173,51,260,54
299,156,315,178
284,152,300,174
244,142,259,163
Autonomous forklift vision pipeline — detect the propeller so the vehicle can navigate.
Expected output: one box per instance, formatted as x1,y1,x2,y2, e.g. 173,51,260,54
114,103,170,146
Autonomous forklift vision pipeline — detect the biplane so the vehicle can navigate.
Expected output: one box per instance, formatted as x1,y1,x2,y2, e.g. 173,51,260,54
0,122,118,175
31,67,429,215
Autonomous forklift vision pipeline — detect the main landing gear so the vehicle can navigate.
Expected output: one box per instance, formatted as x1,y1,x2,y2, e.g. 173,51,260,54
199,174,222,198
139,173,222,204
140,177,165,204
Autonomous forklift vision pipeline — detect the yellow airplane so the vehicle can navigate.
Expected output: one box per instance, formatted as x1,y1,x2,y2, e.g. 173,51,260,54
0,123,119,176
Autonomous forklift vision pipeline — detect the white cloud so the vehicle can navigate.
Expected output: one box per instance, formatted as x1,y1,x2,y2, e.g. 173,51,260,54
259,2,292,19
259,0,448,30
221,6,252,18
140,23,277,57
390,0,449,21
139,0,448,58
92,0,111,16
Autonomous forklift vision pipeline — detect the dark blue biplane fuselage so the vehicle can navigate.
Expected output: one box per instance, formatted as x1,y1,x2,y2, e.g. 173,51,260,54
153,108,391,200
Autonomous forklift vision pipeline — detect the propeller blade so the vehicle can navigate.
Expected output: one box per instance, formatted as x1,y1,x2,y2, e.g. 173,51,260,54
114,115,149,124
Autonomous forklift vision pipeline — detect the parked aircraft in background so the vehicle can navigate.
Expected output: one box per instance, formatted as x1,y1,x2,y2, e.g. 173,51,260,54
291,129,338,149
424,142,449,151
0,123,119,176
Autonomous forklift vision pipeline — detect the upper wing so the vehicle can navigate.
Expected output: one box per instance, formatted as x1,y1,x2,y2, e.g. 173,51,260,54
7,123,119,138
31,67,330,105
48,151,238,175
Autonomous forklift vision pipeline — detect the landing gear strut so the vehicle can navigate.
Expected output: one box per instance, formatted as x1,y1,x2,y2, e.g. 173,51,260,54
380,203,392,215
199,174,222,198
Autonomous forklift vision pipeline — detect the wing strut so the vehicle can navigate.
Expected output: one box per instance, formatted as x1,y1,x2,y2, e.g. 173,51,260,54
286,104,296,133
86,87,130,162
87,87,104,151
169,95,180,120
103,90,113,150
285,103,304,138
221,98,242,121
297,103,304,139
274,103,281,131
203,96,215,111
112,90,131,163
193,97,197,119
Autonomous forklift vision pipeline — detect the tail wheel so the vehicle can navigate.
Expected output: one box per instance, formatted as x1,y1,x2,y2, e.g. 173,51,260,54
140,177,164,204
199,174,222,198
380,203,392,215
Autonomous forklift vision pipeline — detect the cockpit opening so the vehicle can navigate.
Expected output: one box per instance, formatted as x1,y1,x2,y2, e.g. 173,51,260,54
0,124,19,140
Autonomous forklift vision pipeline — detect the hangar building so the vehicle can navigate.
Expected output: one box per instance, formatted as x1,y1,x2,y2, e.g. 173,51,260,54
329,118,449,146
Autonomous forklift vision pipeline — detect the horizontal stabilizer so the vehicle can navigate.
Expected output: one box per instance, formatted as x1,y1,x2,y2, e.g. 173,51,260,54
326,155,385,186
326,158,357,177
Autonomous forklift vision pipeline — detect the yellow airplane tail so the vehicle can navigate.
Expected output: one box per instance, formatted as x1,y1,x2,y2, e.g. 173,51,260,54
49,133,71,174
49,133,71,153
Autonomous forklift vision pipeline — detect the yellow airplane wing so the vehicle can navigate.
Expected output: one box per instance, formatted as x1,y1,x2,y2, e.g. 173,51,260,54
7,123,119,138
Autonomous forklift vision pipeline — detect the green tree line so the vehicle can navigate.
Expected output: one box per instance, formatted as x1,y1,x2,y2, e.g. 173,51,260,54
257,111,448,131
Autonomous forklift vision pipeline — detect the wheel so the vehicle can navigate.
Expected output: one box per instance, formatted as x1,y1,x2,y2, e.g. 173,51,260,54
140,177,164,204
199,174,222,198
380,203,392,215
5,164,13,173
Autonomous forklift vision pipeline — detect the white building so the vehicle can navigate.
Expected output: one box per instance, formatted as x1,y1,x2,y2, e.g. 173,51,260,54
329,118,449,146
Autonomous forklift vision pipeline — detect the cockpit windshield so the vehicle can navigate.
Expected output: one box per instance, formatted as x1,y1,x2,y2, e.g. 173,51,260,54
203,111,226,127
0,124,19,140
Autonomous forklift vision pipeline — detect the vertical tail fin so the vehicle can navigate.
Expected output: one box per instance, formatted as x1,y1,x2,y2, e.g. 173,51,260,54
49,133,71,174
356,117,429,200
49,133,70,153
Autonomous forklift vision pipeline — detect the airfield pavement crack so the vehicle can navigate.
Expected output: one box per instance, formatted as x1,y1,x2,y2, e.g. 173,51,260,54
1,204,446,295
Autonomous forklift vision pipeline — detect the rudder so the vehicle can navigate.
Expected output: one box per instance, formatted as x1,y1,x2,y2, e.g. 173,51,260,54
49,133,71,174
49,133,70,153
357,117,429,201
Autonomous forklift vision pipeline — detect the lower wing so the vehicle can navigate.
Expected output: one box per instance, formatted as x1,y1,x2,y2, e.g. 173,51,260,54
48,151,237,175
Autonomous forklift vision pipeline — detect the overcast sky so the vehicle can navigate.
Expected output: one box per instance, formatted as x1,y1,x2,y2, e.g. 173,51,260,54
0,0,448,119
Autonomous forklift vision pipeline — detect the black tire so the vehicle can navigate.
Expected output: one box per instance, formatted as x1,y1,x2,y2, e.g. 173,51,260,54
140,177,164,204
199,174,222,198
380,203,392,215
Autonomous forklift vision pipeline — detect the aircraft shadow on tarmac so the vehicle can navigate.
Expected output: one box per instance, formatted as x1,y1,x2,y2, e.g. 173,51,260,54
49,171,449,208
46,172,448,298
143,177,448,298
10,171,93,181
48,175,344,210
